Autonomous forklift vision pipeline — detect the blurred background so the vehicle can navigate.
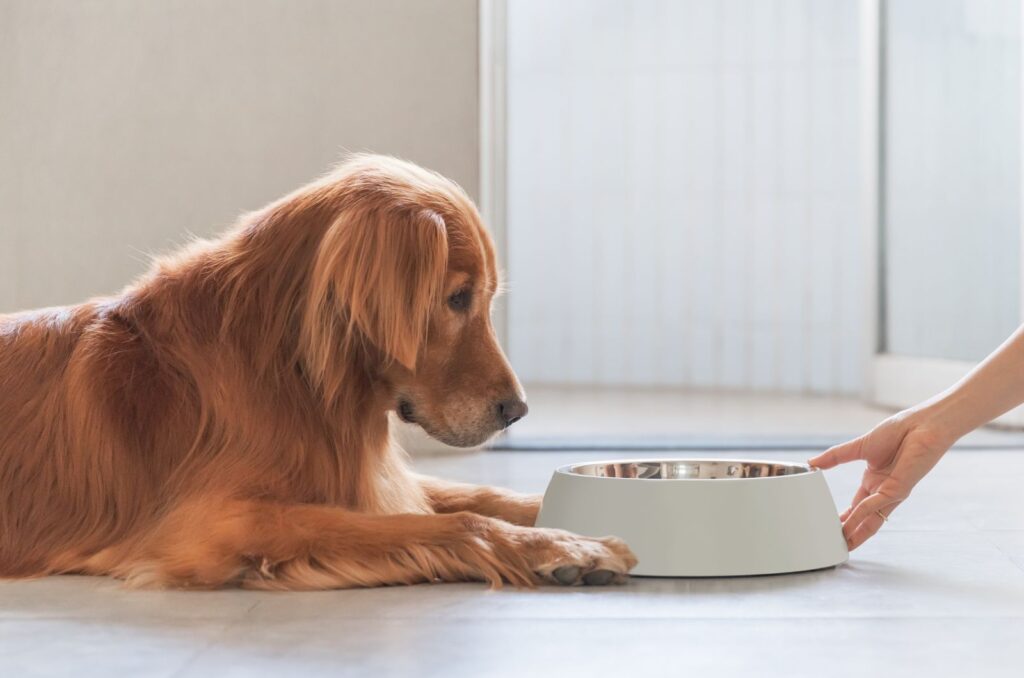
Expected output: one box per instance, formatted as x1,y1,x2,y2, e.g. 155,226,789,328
2,0,1022,449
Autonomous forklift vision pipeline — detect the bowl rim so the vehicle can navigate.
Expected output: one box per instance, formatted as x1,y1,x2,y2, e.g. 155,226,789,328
554,457,817,482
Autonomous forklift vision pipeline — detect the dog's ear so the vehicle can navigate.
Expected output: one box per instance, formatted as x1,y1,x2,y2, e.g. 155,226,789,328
305,205,448,379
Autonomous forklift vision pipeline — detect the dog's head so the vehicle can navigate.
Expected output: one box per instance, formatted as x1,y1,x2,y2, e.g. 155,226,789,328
303,155,526,447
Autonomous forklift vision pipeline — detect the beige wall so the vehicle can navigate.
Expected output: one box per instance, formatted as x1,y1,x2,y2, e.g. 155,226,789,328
0,0,479,313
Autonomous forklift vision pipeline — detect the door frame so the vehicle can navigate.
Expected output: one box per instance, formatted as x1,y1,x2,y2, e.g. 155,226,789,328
479,0,510,349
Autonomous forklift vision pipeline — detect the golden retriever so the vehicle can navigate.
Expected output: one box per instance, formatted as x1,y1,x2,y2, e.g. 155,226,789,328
0,155,636,589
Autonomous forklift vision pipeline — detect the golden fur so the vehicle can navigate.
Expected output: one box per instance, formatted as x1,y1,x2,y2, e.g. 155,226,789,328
0,155,636,589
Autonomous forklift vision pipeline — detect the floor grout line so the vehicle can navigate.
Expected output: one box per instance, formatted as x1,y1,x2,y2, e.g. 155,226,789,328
167,601,263,678
977,531,1024,575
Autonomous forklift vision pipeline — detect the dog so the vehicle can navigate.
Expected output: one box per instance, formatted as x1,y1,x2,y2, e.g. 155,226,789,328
0,155,636,589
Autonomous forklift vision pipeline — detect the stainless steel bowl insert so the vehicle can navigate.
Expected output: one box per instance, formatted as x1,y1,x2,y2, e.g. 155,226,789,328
566,459,810,480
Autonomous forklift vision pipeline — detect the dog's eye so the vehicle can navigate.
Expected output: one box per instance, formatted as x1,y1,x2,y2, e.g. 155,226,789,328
447,289,471,312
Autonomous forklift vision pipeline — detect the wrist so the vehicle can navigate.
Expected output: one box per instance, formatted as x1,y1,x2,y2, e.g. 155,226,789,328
912,391,976,446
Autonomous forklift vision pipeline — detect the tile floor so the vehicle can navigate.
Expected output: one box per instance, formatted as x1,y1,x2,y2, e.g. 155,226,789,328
2,443,1023,677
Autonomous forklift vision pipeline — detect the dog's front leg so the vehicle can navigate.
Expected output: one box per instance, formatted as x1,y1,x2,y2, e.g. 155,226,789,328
118,497,635,590
416,474,542,526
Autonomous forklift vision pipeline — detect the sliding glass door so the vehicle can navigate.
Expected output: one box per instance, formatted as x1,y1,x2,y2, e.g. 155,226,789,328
872,0,1023,421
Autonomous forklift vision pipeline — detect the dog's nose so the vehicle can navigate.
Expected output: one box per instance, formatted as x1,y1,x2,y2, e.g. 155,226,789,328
497,398,529,428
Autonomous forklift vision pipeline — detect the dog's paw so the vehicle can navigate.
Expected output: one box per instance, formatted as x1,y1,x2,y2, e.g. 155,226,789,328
522,529,637,586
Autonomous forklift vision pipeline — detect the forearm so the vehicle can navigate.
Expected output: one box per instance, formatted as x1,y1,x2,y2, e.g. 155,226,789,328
919,324,1024,439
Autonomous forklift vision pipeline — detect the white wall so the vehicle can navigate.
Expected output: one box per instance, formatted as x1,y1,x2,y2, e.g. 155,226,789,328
0,0,479,313
506,0,865,394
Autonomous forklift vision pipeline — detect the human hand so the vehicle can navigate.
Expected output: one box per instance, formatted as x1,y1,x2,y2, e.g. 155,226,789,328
808,408,955,550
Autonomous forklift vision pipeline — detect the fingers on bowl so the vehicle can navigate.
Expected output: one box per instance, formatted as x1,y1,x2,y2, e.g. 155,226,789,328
841,493,900,550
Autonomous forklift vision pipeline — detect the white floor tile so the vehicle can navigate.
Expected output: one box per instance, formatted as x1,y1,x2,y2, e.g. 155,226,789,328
175,618,1024,678
0,576,259,622
0,618,229,678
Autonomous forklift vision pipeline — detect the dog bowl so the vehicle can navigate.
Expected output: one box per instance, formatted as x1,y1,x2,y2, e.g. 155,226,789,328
535,459,848,577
